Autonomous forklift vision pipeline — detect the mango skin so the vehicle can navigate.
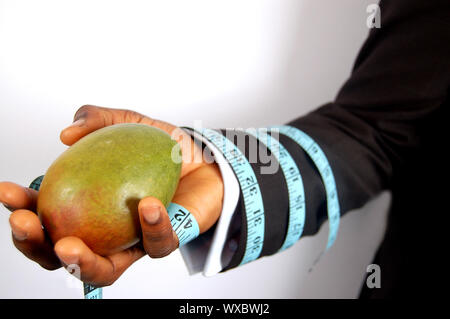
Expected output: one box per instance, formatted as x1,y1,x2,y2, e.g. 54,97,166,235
37,123,181,256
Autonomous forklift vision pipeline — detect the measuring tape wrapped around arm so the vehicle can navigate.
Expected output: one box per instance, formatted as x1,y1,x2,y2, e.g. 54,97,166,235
186,125,340,272
271,126,340,252
196,128,266,266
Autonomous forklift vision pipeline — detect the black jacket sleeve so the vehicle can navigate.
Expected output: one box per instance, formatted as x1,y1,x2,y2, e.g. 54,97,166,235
220,0,450,271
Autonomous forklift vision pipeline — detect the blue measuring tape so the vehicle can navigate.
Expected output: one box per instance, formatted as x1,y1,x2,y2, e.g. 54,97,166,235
272,126,340,251
29,176,199,298
196,128,265,266
167,203,200,247
247,129,306,251
84,283,102,299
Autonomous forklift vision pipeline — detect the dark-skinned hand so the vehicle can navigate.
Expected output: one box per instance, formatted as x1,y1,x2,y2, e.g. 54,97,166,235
0,105,224,287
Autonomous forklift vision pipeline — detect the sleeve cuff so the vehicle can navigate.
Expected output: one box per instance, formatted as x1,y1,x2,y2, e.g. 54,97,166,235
178,127,241,276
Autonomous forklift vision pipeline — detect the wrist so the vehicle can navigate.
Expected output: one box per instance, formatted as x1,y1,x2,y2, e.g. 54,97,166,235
171,127,205,178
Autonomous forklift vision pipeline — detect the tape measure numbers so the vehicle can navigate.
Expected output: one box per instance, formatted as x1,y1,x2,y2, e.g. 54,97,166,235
197,128,265,266
168,203,200,247
248,130,306,251
29,175,103,300
272,126,340,251
84,283,102,299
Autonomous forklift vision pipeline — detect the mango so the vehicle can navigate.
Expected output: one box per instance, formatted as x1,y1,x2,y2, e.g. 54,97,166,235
37,123,181,256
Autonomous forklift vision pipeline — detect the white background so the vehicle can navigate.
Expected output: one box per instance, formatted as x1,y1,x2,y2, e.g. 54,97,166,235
0,0,389,298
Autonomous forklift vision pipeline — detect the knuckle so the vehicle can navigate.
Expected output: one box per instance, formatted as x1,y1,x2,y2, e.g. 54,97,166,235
122,109,144,122
143,227,177,259
144,226,173,244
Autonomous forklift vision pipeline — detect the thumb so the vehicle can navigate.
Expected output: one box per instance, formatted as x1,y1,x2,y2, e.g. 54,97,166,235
138,197,179,258
60,105,113,146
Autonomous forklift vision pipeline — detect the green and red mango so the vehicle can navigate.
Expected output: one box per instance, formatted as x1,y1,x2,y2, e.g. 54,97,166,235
37,123,181,256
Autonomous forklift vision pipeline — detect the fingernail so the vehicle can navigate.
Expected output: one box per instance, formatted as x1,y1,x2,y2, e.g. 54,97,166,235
143,206,161,224
69,118,85,128
11,227,27,241
58,254,79,266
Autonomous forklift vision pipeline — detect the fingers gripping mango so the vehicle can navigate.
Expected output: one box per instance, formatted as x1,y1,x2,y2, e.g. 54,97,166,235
37,124,181,256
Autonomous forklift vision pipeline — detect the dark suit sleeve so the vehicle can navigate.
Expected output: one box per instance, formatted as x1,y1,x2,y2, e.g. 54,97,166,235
220,0,450,271
289,0,449,221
